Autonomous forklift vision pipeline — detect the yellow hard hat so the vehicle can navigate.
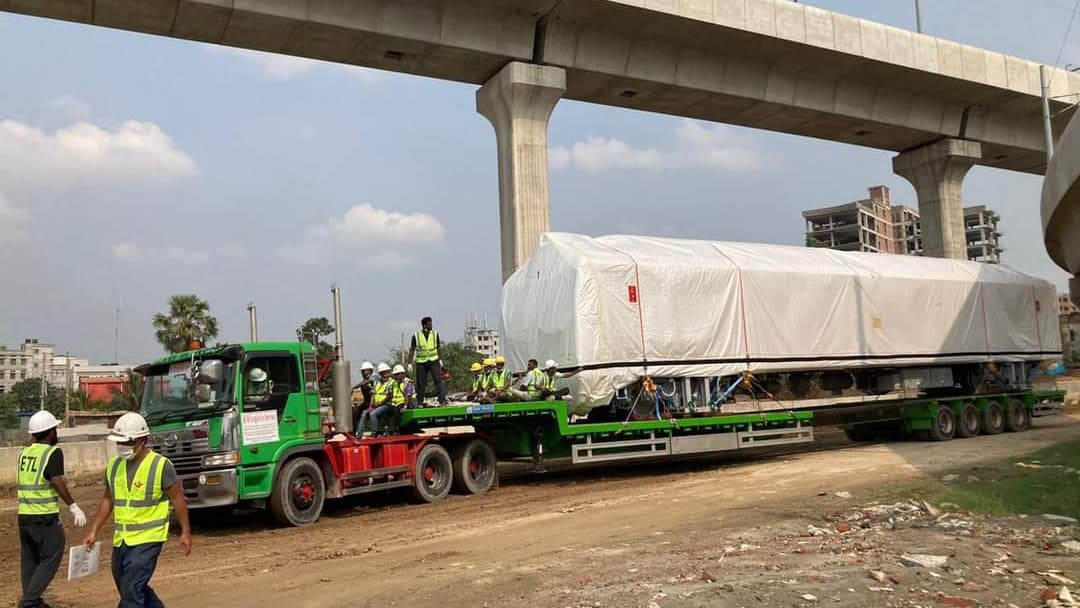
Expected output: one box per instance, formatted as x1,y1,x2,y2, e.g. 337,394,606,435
483,358,495,367
470,362,483,372
495,355,506,364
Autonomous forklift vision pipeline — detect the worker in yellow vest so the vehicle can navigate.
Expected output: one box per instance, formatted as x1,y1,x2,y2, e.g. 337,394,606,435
488,356,515,402
83,412,192,607
407,316,447,406
17,410,86,608
467,362,486,402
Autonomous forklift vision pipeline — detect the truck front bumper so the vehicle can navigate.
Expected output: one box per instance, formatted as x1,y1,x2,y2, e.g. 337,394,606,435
179,468,239,508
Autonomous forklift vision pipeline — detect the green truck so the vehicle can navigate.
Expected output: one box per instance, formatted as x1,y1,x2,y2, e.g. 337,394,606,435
137,340,1065,526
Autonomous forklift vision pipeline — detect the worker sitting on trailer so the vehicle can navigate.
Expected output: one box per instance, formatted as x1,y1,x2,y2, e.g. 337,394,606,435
535,360,584,402
468,362,487,402
511,359,543,401
358,363,392,436
372,365,416,435
488,355,515,402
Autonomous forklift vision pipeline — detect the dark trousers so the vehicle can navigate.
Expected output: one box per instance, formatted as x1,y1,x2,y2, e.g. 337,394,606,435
112,542,165,608
19,515,64,608
416,360,447,405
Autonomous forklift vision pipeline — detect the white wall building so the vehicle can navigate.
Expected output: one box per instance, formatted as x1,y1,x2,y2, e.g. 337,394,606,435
463,316,500,358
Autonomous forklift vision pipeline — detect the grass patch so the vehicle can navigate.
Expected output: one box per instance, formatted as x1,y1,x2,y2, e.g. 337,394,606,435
900,439,1080,520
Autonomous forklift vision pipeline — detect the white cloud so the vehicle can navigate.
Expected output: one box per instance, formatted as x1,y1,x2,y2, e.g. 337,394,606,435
209,46,381,83
309,204,445,245
112,241,209,266
216,244,249,259
0,194,30,244
550,119,762,173
50,95,92,120
0,119,197,191
277,204,444,270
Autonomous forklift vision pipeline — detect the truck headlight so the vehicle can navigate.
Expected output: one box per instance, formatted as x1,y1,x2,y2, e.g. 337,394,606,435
201,452,239,468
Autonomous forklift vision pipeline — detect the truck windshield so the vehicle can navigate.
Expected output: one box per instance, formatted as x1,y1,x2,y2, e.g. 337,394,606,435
143,360,236,425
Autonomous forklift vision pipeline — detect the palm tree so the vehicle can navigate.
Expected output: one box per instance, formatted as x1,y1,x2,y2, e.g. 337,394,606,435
153,294,219,353
111,370,145,411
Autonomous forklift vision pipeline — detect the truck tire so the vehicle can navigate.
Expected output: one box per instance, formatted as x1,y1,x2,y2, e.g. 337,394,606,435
954,403,981,439
451,439,497,495
412,443,453,503
981,400,1005,435
843,426,868,442
926,407,955,442
1004,399,1030,433
269,456,325,526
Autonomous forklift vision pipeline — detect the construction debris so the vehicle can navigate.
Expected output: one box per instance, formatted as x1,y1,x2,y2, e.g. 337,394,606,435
899,554,949,570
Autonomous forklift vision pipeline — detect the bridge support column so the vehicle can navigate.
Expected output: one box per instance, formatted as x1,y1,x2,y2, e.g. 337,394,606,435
893,139,983,260
477,62,566,282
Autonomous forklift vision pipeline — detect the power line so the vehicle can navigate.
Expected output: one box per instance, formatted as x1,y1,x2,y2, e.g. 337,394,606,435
1049,0,1080,87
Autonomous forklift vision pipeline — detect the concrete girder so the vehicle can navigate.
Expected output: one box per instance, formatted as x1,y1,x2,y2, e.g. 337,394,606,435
477,62,566,282
1042,111,1080,299
893,139,983,260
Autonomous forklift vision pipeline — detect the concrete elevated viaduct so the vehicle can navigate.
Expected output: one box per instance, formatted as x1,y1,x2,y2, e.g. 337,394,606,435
4,0,1077,279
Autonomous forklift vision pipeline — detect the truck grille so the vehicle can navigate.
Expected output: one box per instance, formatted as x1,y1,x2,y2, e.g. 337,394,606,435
149,428,211,476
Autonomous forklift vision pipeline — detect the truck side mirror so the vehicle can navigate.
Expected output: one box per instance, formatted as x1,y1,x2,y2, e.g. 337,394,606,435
195,384,212,403
197,360,224,385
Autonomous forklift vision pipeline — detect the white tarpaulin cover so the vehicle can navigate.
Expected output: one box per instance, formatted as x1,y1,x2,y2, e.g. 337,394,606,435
502,233,1062,409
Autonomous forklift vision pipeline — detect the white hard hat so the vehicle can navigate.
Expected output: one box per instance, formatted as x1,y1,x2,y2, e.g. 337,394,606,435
249,367,268,383
392,364,406,375
360,361,374,371
28,410,60,435
377,362,391,373
544,359,558,370
108,412,150,442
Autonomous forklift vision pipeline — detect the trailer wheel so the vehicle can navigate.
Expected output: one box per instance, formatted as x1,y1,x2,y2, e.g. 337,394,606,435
451,440,497,495
981,400,1005,435
926,407,955,441
954,403,981,439
412,443,453,503
843,426,869,442
269,456,325,526
1004,399,1030,433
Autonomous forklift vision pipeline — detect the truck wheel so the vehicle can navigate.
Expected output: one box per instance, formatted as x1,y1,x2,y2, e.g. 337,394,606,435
412,443,453,503
981,400,1005,435
926,407,955,442
954,403,980,438
269,456,325,526
451,440,497,495
843,426,869,442
1004,399,1030,432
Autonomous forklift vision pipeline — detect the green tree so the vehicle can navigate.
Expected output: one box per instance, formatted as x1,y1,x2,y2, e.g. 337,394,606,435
0,394,16,428
3,378,66,420
153,294,219,354
109,371,145,412
69,389,93,412
387,341,484,396
296,317,335,358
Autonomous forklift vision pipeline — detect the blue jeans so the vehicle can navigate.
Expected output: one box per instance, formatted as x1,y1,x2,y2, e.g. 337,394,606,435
112,542,165,608
356,408,374,434
369,405,400,433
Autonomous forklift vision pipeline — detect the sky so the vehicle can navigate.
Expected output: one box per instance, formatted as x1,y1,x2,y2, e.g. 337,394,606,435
0,0,1077,365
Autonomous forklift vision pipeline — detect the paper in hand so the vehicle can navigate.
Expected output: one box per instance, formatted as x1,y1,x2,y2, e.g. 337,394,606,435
68,542,101,582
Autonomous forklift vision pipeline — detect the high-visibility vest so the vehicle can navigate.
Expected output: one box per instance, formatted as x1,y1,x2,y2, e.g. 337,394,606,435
415,330,439,363
489,369,511,391
17,443,59,516
390,379,412,407
471,374,484,393
107,451,170,547
526,368,548,398
373,379,388,405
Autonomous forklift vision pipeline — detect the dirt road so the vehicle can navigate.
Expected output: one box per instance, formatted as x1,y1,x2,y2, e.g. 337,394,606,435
4,416,1079,608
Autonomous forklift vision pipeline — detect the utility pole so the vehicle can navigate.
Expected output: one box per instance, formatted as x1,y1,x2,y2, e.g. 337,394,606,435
64,353,71,427
39,351,46,411
914,0,923,33
114,306,121,364
1041,64,1055,163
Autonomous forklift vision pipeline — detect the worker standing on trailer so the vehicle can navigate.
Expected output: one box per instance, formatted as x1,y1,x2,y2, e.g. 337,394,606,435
17,411,87,608
488,356,515,402
408,316,448,406
83,412,192,608
358,363,392,436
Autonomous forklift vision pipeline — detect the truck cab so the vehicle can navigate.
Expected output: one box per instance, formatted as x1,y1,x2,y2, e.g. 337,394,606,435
138,342,324,512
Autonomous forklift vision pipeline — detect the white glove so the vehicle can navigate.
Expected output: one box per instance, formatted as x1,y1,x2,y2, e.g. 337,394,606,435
69,502,87,527
438,360,444,368
407,364,413,373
